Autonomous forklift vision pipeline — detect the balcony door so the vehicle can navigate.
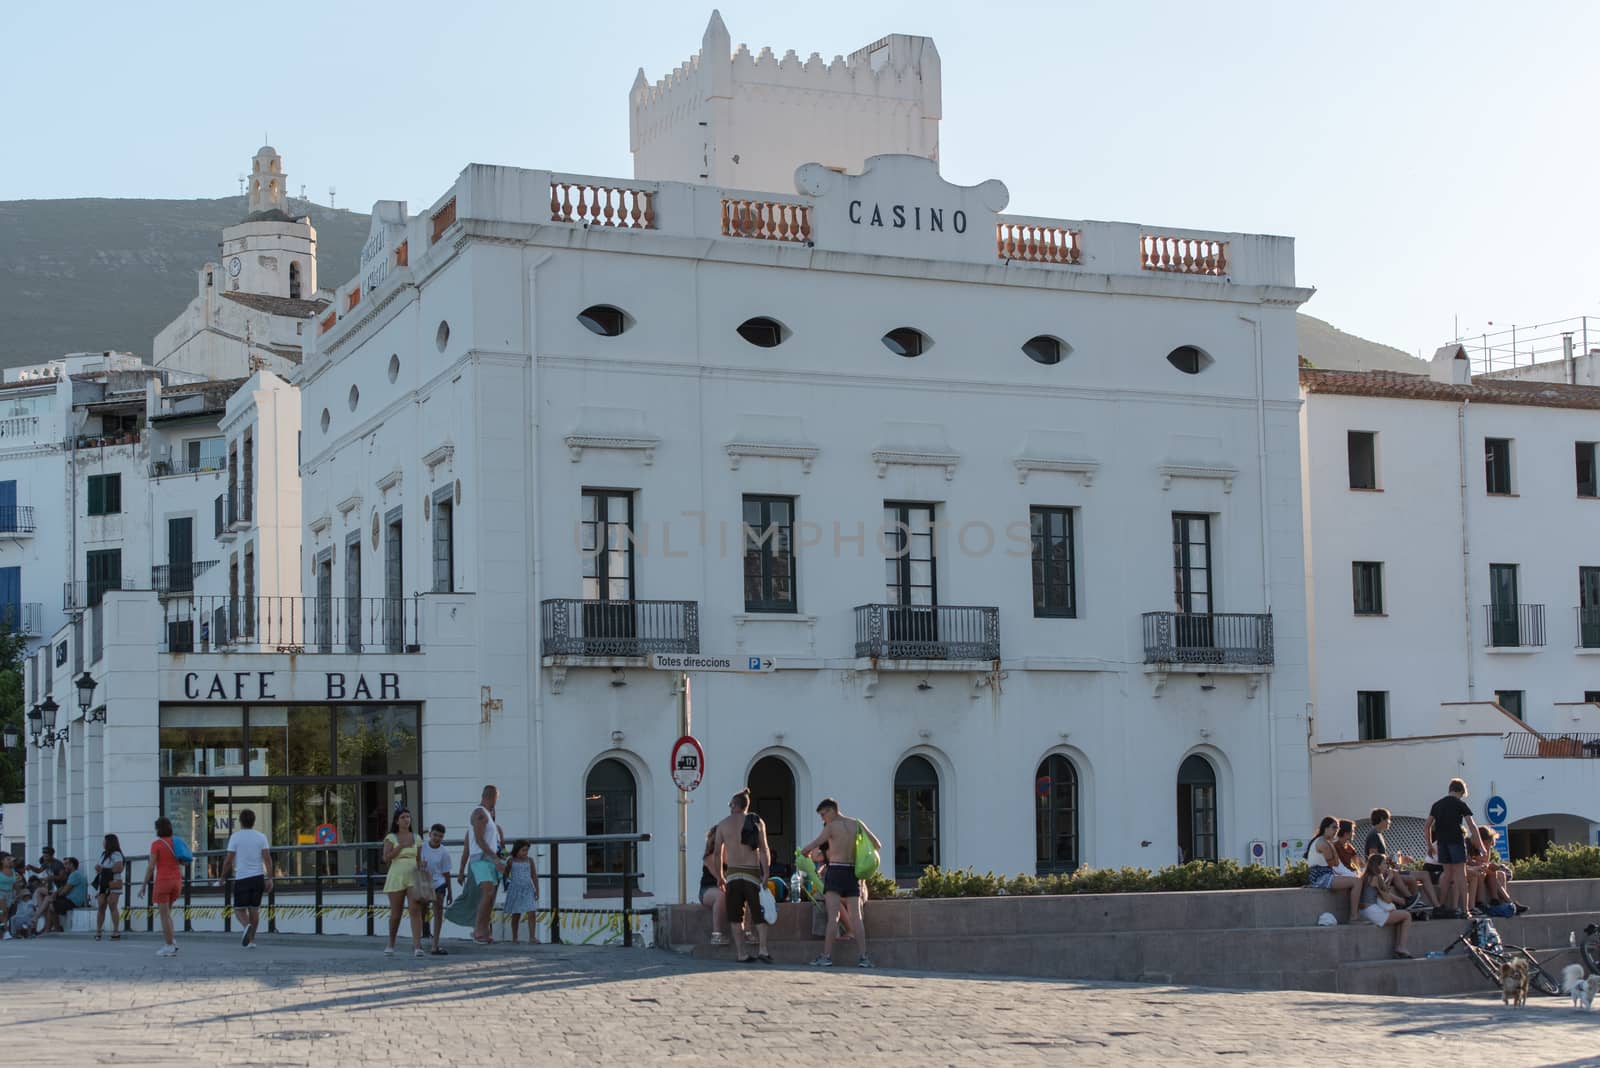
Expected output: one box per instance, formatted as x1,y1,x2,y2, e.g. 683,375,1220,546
884,503,937,646
581,491,636,642
384,509,404,653
1171,513,1213,648
1489,563,1519,647
168,517,194,593
1581,566,1600,649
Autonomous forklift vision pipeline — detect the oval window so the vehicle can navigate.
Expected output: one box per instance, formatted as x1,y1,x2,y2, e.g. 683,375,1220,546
1022,335,1065,366
1166,345,1212,375
578,305,628,337
347,385,360,411
435,321,450,353
320,408,330,434
387,354,400,382
882,327,929,358
736,316,786,348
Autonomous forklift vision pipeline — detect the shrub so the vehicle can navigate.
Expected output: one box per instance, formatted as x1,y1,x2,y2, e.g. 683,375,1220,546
862,870,898,900
1512,843,1600,881
912,859,1313,898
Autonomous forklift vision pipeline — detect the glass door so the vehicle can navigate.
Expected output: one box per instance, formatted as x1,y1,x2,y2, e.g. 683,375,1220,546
1172,514,1213,649
1580,567,1600,649
884,503,938,648
1489,563,1519,646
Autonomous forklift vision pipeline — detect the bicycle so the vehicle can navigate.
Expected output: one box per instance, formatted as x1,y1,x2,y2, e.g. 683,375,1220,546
1445,919,1562,997
1580,923,1600,975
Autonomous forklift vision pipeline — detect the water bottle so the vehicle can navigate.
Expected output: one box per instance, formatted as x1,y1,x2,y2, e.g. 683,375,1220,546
1425,951,1444,959
790,871,803,902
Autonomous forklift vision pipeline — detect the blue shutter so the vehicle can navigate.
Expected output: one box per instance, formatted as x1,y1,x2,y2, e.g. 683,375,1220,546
0,566,20,631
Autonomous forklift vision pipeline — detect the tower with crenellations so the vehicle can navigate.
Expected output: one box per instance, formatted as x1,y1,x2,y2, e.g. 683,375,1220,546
629,10,940,195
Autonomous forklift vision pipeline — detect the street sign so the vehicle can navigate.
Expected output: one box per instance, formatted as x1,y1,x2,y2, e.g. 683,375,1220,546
649,653,775,673
1485,795,1508,824
1491,825,1510,863
670,735,705,792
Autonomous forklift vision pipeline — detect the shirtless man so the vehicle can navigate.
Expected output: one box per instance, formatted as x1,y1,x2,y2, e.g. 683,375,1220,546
457,784,505,944
711,789,771,963
800,797,881,968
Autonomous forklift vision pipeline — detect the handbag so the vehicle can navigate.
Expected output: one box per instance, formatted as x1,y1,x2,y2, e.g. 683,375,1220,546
853,822,880,880
409,862,436,903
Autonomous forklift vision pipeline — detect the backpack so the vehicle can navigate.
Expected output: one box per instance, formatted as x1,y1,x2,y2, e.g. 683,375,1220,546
1471,918,1502,950
170,836,194,864
1485,902,1516,919
853,821,880,880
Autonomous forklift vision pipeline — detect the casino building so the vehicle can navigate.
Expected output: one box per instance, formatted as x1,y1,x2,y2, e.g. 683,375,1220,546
22,13,1316,892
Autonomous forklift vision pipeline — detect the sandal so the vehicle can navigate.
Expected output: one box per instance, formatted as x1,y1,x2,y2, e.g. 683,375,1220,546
94,934,102,942
757,951,773,963
110,934,121,941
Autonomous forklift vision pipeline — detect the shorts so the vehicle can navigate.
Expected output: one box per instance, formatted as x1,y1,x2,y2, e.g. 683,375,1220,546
1307,865,1335,890
153,882,181,905
468,858,500,886
1437,842,1467,865
823,863,860,899
233,875,265,909
725,877,763,926
54,899,77,915
1422,863,1443,885
1362,901,1396,928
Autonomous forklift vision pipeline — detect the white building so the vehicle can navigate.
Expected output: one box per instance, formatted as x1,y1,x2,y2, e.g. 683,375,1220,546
1303,347,1600,856
152,146,328,381
20,17,1316,894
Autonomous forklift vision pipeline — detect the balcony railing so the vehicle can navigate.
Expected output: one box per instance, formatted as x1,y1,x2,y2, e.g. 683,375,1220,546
152,561,219,596
1142,611,1274,666
64,579,135,610
540,598,699,658
853,604,1001,661
0,602,43,636
0,504,35,534
1578,607,1600,650
1484,603,1546,648
159,596,423,654
150,455,226,478
1505,732,1600,759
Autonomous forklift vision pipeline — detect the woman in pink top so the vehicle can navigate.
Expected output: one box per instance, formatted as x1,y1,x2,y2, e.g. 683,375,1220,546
139,817,183,957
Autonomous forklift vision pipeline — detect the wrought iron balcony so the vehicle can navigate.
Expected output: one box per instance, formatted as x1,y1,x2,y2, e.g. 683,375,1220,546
1484,603,1545,648
540,598,699,658
152,561,219,596
1505,732,1600,759
1142,611,1274,666
853,604,1001,661
0,505,35,534
0,602,43,636
160,595,422,653
150,454,226,478
1577,607,1600,650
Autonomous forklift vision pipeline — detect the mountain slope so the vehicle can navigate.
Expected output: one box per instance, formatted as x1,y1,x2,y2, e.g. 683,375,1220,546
0,196,370,367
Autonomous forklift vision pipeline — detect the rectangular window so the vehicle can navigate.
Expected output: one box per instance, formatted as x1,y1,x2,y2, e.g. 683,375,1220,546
87,473,121,516
1579,566,1600,649
1494,690,1524,720
1578,442,1598,498
242,431,254,522
0,565,19,633
1488,562,1520,646
0,479,18,533
344,534,361,653
185,436,225,472
884,502,938,648
1347,431,1377,490
742,495,795,613
1356,691,1389,741
1352,561,1384,616
1030,506,1076,618
1484,437,1513,495
85,548,121,606
243,547,255,637
581,490,635,602
432,492,454,593
384,508,404,653
1585,690,1600,704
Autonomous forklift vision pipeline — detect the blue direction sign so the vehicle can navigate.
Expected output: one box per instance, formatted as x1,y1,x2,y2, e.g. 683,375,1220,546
1485,795,1508,824
1491,826,1510,862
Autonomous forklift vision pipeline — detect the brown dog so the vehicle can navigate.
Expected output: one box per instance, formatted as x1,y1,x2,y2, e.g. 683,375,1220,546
1500,958,1530,1007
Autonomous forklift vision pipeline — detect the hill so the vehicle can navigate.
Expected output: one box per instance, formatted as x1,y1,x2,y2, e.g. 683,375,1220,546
1296,313,1424,373
0,196,370,368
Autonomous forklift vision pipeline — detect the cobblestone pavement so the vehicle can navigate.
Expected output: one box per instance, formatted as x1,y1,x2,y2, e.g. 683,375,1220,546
2,933,1598,1066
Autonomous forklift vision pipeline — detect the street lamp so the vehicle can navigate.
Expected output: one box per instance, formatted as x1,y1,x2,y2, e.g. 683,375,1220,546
26,702,42,747
1,723,17,751
38,696,64,748
76,671,101,722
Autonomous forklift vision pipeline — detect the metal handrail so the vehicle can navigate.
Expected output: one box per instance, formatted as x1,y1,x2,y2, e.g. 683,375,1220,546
113,833,653,947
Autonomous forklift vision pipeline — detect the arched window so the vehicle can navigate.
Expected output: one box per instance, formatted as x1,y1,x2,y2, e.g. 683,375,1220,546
1035,754,1079,874
748,755,796,862
893,755,940,879
585,758,637,891
1177,754,1218,862
289,262,302,299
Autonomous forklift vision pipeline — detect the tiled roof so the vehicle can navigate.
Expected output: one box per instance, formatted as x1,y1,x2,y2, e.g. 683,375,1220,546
1300,368,1600,411
221,291,329,318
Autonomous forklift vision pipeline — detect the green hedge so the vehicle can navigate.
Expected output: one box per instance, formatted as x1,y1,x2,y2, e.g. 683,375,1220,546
1511,844,1600,881
907,846,1600,898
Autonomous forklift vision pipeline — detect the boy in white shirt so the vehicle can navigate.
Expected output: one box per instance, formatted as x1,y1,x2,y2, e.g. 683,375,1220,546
417,823,453,955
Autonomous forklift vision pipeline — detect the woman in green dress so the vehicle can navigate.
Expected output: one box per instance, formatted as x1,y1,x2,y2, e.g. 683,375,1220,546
382,808,426,958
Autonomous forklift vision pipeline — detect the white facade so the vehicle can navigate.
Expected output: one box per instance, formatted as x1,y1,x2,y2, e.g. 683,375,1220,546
1302,349,1600,855
631,13,940,194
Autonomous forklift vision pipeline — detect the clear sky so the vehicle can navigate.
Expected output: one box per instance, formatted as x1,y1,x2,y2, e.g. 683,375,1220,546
6,0,1596,357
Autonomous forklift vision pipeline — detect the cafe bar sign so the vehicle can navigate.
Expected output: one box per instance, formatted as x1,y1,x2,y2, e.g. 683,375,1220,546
162,669,404,703
795,154,1009,266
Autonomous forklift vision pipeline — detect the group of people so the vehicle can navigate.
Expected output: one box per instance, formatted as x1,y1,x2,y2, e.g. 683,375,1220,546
698,790,881,968
1306,778,1526,959
2,843,114,939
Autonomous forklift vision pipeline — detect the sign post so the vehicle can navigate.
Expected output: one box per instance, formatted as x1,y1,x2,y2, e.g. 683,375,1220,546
674,676,693,904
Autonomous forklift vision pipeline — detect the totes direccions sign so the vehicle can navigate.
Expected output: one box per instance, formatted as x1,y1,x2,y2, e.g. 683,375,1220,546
796,154,1009,265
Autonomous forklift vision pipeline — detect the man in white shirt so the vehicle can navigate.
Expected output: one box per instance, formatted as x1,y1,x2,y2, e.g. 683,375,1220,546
222,809,272,948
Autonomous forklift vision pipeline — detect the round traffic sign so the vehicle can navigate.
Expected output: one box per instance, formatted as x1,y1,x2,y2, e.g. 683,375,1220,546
1485,795,1508,824
314,823,338,845
670,735,705,792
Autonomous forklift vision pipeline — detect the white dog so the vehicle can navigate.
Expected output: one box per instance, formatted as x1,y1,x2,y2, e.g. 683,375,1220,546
1562,963,1597,1010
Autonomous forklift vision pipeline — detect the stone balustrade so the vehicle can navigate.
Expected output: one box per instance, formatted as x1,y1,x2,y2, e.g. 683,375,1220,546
550,181,656,229
996,220,1081,264
1141,234,1228,276
721,198,812,242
